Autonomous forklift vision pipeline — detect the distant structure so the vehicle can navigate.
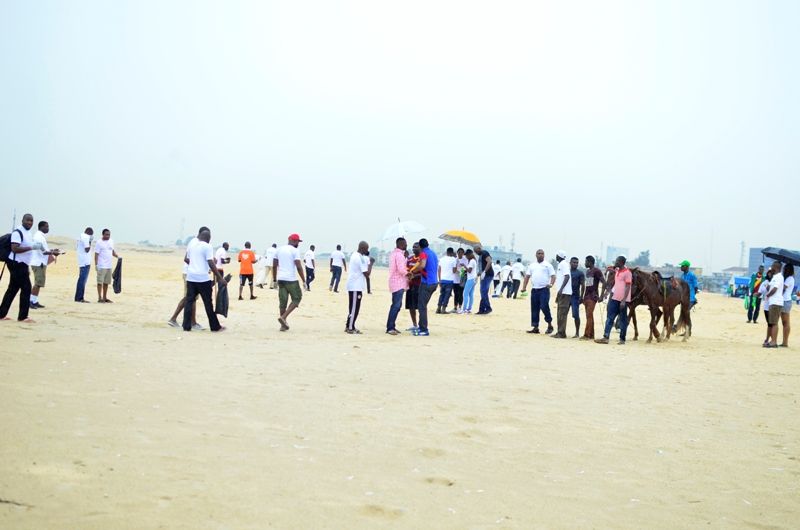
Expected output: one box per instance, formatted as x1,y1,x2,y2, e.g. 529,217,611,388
739,241,746,268
606,246,630,264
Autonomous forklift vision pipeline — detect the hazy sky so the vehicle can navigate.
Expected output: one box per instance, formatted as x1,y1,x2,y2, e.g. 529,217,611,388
1,0,797,269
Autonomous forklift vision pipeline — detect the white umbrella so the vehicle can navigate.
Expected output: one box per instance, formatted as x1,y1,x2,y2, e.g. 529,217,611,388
381,219,426,241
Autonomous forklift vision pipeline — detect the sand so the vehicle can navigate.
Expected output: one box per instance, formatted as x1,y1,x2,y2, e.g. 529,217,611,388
1,246,798,529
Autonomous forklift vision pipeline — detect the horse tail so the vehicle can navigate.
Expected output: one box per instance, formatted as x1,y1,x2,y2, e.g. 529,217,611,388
674,283,691,335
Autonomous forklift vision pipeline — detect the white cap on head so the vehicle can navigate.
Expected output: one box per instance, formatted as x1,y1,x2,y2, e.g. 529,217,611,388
556,250,567,259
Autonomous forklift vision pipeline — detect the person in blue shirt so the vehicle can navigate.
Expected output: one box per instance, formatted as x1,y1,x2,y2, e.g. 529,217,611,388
680,260,698,308
408,238,438,336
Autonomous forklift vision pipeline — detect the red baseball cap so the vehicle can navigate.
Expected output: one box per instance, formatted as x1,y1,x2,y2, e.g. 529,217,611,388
288,233,302,242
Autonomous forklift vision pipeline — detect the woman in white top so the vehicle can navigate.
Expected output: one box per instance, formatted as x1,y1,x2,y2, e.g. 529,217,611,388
759,270,772,346
461,249,478,313
780,263,794,347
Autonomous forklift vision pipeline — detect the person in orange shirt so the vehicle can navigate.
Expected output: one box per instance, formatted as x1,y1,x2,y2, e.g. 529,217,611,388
238,242,258,301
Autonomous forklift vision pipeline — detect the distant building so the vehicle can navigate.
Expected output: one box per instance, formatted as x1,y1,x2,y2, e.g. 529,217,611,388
606,246,629,264
748,248,768,275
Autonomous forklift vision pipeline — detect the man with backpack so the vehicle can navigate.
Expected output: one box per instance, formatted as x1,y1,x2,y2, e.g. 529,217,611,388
0,213,35,322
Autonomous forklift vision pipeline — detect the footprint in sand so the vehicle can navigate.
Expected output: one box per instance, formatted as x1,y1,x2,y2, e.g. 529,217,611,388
360,504,404,519
417,447,446,458
424,477,455,487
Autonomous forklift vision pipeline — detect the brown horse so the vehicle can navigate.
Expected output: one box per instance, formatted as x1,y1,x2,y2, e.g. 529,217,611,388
630,269,692,342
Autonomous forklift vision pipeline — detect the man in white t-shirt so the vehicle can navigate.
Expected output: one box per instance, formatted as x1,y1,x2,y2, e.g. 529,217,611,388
436,248,458,313
329,244,347,293
553,250,573,338
183,228,226,332
215,243,230,274
94,228,119,303
0,213,35,322
273,234,307,331
75,227,94,302
510,258,525,299
168,227,209,329
345,241,372,333
29,220,61,309
264,244,278,289
499,261,513,297
764,261,785,347
521,249,557,334
304,245,316,291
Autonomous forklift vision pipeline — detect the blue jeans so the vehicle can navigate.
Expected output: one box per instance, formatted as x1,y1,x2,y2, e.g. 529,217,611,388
75,265,90,301
437,282,454,309
387,289,404,332
478,275,493,313
530,287,552,327
330,266,342,291
463,278,476,311
604,299,628,341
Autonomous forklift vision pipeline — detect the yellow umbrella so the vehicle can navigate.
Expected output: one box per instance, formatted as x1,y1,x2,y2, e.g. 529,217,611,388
439,229,481,246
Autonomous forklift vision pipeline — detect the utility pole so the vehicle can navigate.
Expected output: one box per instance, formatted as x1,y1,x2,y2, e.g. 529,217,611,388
510,232,516,252
11,209,16,231
740,241,746,269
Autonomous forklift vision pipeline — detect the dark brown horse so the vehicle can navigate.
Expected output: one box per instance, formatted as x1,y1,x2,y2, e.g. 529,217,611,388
630,269,692,342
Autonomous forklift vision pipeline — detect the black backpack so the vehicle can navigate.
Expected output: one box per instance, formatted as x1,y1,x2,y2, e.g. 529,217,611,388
0,229,22,264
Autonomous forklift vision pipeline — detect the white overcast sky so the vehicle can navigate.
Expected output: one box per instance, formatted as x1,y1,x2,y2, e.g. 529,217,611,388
1,0,797,270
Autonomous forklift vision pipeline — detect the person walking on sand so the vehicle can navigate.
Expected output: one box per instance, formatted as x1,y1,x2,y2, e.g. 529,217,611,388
237,242,258,301
168,227,208,329
329,244,347,293
596,256,632,345
552,251,572,339
747,265,765,323
263,243,278,289
183,229,226,332
29,220,61,309
510,258,525,299
764,261,784,348
304,245,316,291
461,249,478,314
95,229,119,303
451,248,467,313
581,255,606,340
474,244,494,315
0,213,35,323
780,263,794,347
405,242,424,331
75,227,93,303
521,249,556,334
386,237,408,335
408,238,438,336
680,260,699,309
499,261,513,297
568,256,585,338
273,234,306,331
345,241,371,334
436,247,457,314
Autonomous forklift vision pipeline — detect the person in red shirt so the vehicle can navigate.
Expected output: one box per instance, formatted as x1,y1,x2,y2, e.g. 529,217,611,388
238,242,258,301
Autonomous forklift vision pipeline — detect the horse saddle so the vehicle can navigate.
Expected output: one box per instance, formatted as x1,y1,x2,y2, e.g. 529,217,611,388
652,272,679,295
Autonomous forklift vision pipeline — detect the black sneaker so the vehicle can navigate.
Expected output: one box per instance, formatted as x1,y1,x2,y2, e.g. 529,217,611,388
545,325,554,334
527,328,540,334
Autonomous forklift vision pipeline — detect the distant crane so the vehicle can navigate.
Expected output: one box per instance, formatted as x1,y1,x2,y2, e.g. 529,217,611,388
510,232,516,252
740,241,746,269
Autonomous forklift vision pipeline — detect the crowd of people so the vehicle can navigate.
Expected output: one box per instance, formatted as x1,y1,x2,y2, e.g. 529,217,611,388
0,216,794,350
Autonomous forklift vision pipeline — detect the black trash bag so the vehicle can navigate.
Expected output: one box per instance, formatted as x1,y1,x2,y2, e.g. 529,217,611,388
112,258,123,294
215,274,232,318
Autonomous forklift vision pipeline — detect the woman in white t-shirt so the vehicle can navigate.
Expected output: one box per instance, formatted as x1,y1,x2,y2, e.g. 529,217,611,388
759,270,772,346
780,263,794,347
461,250,478,314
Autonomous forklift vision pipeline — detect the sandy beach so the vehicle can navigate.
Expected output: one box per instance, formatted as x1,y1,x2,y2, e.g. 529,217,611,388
1,244,798,529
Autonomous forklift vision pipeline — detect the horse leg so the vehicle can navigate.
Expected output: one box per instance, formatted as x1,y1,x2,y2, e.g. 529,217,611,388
631,306,638,341
649,307,661,343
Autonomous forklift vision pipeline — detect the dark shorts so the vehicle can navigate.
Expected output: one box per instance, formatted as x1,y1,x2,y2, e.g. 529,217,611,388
570,294,581,319
405,284,420,310
240,274,254,286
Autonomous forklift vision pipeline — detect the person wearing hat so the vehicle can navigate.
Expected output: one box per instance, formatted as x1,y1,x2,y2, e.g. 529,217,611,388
680,260,698,308
272,234,307,331
553,250,572,339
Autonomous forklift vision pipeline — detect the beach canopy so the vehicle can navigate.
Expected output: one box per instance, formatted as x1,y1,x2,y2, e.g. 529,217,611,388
439,229,481,246
381,219,426,241
761,247,800,266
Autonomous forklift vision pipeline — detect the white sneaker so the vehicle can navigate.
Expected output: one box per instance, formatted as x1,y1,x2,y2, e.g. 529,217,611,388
192,323,205,331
